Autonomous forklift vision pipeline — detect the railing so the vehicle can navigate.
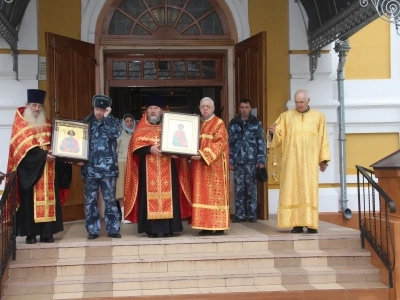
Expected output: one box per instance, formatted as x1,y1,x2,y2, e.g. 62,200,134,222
0,171,17,298
356,165,396,288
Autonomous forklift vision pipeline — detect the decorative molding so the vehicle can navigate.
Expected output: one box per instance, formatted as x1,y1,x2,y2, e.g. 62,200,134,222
360,0,400,34
308,1,378,52
224,0,250,41
308,50,320,80
100,38,234,47
81,0,249,43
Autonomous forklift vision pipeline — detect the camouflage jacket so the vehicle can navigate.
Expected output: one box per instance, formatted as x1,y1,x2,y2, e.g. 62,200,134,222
81,114,121,179
228,114,267,166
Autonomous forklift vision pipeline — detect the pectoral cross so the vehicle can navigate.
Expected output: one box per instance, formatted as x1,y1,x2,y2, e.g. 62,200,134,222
153,136,160,144
38,135,45,146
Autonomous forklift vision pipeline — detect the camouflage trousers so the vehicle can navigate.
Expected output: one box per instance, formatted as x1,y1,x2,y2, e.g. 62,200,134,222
84,177,120,235
233,164,257,219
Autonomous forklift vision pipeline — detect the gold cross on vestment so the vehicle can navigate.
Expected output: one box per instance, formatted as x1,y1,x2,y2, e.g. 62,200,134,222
153,136,160,144
38,135,45,146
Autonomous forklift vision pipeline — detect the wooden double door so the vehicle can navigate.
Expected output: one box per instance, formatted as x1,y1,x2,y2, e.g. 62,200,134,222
45,31,268,221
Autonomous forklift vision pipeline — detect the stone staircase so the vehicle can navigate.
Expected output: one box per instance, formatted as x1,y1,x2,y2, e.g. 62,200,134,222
2,220,389,299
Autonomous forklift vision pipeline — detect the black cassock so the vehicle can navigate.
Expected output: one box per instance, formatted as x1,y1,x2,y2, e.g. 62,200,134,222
135,146,183,235
16,147,71,238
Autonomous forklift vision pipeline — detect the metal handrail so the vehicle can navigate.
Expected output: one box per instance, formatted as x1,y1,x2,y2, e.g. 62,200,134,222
356,165,396,288
0,171,17,299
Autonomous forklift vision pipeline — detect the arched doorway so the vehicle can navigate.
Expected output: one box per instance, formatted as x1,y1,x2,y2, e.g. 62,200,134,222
46,0,268,221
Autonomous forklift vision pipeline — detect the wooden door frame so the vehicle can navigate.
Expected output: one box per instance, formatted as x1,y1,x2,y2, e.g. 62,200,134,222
235,32,268,220
98,46,235,125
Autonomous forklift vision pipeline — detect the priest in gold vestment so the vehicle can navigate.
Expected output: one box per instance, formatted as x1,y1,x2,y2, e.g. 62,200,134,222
268,90,330,234
191,97,230,236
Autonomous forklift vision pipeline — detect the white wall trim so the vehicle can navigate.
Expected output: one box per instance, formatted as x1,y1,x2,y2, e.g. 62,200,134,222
81,0,107,43
81,0,250,43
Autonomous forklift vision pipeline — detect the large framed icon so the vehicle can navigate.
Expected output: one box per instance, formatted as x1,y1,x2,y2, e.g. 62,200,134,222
51,118,89,162
160,112,200,156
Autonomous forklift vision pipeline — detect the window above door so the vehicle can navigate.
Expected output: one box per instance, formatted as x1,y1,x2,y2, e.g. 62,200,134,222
106,54,224,87
102,0,232,42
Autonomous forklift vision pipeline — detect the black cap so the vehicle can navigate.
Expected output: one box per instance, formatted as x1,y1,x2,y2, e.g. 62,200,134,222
145,94,165,108
92,95,112,109
27,89,46,104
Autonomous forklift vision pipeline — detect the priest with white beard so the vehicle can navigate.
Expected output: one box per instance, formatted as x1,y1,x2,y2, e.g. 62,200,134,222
6,89,70,244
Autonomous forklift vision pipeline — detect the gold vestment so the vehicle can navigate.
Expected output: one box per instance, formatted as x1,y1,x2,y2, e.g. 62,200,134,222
270,109,330,229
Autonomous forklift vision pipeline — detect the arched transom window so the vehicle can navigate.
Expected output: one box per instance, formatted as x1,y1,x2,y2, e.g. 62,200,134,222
102,0,231,40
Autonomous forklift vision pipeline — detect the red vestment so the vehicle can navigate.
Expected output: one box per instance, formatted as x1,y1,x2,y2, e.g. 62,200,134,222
191,115,230,230
6,107,56,222
124,114,192,224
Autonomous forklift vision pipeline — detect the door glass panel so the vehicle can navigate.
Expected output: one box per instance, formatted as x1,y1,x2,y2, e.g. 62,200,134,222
186,0,212,19
167,7,179,26
175,13,194,31
140,12,158,31
167,0,185,7
173,61,185,79
129,61,142,79
144,61,157,80
133,25,151,35
109,11,133,34
112,61,127,80
202,60,215,79
182,25,200,35
188,60,200,79
119,0,146,19
152,8,165,26
158,61,171,80
147,0,164,7
199,11,224,34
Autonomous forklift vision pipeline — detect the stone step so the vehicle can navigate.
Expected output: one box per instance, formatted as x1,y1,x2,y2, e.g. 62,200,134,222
1,284,390,300
8,248,372,279
15,234,362,261
3,265,382,296
5,220,386,299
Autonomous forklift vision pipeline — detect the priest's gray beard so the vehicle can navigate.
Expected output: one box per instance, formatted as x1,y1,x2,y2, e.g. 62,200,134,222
23,107,47,128
148,114,161,124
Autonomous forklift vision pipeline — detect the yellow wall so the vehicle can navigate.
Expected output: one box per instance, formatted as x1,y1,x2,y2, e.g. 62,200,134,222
37,0,81,97
346,20,390,79
248,0,290,127
248,0,289,185
346,133,399,174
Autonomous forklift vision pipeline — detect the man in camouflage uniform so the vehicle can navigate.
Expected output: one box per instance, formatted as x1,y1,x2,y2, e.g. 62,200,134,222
228,99,267,223
81,95,121,239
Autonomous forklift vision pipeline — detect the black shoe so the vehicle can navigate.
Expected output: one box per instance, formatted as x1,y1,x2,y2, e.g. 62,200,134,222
147,233,159,238
108,233,121,238
214,230,224,235
40,236,54,243
307,228,318,234
88,233,99,240
199,230,214,236
248,217,257,223
290,226,304,234
26,236,37,244
163,233,173,237
232,217,246,223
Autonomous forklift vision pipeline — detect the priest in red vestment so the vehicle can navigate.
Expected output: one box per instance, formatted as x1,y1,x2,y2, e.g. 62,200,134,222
124,94,192,237
7,89,70,244
191,97,230,236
